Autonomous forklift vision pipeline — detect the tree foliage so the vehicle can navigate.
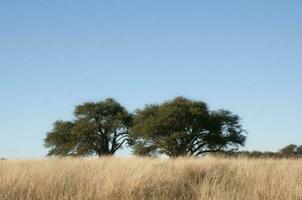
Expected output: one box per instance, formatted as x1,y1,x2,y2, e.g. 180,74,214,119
279,144,297,157
130,97,246,157
211,144,302,159
44,98,132,157
279,144,302,157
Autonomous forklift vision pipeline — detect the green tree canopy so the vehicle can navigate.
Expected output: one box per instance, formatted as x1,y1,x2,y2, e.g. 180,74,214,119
130,97,246,157
44,98,132,157
296,145,302,156
279,144,298,157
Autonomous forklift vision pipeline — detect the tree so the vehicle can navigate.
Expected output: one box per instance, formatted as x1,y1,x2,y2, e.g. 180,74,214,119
296,145,302,157
44,98,132,157
130,97,246,157
279,144,297,157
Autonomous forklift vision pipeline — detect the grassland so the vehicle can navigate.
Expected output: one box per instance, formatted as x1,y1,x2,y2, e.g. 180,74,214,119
0,156,302,200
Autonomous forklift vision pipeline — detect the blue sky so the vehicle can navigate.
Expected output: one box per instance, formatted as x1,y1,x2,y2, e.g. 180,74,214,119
1,0,302,158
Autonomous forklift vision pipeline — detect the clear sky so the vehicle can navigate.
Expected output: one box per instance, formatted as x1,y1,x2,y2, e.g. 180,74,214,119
1,0,301,158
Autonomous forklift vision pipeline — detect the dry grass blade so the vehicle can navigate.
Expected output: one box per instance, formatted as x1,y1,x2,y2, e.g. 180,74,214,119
0,156,302,200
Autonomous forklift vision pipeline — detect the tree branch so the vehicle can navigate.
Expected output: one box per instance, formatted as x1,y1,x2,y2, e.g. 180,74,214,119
195,146,224,156
190,142,207,155
112,139,129,153
115,135,128,143
116,131,128,137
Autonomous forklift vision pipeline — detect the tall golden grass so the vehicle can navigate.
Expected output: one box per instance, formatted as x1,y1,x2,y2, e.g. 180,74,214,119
0,156,302,200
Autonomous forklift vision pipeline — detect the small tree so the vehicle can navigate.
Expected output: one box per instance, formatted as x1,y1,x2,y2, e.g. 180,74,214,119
296,145,302,157
279,144,297,157
130,97,246,157
44,98,132,157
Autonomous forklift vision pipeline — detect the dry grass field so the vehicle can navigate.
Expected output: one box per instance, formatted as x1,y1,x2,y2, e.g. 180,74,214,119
0,156,302,200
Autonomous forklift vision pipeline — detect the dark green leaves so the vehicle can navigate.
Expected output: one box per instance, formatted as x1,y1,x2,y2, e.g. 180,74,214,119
44,97,247,158
130,97,246,157
44,121,76,156
44,98,132,157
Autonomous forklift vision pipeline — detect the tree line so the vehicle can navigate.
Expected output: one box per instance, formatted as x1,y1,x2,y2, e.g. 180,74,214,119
44,97,247,157
215,144,302,159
